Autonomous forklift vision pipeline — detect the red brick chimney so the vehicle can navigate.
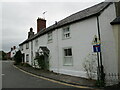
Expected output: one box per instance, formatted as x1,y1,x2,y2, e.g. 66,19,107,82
37,17,46,33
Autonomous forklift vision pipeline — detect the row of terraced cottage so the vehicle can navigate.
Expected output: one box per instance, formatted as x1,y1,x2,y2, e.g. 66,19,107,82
19,2,120,81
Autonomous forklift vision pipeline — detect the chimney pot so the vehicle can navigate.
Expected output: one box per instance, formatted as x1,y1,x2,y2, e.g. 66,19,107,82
28,27,34,38
13,46,16,50
55,21,58,25
11,48,13,51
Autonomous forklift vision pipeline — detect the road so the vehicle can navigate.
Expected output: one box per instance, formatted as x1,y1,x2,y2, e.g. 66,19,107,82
2,61,75,88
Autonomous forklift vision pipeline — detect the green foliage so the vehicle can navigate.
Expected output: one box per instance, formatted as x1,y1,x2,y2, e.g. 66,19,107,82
22,63,31,67
83,53,97,79
19,62,24,66
0,51,7,60
34,52,46,70
14,50,22,64
95,80,106,87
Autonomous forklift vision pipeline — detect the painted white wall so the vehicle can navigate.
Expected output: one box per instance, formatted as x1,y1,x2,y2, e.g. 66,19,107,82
56,17,98,78
99,3,117,74
30,16,98,79
10,48,18,58
21,17,99,79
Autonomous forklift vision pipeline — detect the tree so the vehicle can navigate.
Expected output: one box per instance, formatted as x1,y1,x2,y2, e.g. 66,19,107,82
34,52,46,70
0,51,7,60
83,53,97,79
14,50,22,64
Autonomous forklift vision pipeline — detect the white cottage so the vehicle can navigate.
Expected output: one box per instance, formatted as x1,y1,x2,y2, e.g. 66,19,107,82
10,46,18,59
19,2,120,80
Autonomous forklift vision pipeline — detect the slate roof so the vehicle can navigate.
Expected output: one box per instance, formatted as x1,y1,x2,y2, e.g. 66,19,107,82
19,2,112,46
110,16,120,25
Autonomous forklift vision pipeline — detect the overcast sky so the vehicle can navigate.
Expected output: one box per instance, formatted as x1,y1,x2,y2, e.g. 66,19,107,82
1,0,105,52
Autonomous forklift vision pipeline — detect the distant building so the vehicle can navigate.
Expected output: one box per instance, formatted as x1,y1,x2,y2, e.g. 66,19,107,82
10,46,18,59
19,1,120,82
6,51,11,60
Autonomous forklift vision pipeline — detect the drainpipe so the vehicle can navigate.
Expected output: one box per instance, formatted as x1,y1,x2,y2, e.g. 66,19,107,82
56,29,59,73
97,16,103,68
96,15,105,84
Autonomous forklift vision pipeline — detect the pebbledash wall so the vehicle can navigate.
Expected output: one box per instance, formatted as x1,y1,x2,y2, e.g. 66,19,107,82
19,2,119,79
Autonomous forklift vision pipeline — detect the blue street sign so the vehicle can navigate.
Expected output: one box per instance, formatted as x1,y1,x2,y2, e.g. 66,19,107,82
93,44,101,52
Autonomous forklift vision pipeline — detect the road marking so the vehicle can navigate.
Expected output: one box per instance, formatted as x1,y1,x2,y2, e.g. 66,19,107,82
13,65,100,90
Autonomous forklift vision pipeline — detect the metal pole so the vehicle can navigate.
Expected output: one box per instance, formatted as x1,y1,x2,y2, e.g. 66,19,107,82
96,47,100,81
97,16,103,67
97,16,105,86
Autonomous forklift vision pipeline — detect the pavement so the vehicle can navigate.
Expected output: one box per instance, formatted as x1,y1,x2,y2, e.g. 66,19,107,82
15,64,98,88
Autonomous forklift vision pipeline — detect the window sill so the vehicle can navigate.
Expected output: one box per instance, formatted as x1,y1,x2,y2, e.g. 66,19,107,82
47,41,53,44
63,64,73,66
62,37,71,40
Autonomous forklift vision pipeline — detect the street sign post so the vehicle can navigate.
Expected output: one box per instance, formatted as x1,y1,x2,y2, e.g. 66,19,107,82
92,35,101,81
93,44,101,52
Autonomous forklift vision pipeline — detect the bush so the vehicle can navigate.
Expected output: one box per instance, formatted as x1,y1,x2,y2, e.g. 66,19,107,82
23,63,31,67
83,53,97,79
19,62,24,66
34,52,46,70
95,80,105,87
14,50,22,64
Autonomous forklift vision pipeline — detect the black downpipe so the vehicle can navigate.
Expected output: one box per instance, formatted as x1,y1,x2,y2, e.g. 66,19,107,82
97,15,105,86
97,16,103,67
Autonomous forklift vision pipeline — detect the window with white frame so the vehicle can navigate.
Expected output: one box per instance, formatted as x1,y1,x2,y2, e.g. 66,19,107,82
35,39,38,46
63,48,73,66
48,31,53,43
26,54,29,63
63,26,70,39
26,43,29,49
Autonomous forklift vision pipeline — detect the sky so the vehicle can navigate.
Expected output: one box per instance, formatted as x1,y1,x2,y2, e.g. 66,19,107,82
0,0,105,52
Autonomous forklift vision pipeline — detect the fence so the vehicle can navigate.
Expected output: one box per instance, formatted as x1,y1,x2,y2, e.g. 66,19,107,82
105,73,120,86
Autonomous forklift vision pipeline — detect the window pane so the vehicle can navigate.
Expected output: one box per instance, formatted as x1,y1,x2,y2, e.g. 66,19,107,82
68,48,72,56
48,32,52,42
63,27,70,39
26,54,29,62
64,48,72,56
64,49,67,56
64,57,72,65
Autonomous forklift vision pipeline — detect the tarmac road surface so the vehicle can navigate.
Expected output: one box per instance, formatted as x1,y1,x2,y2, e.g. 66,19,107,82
2,61,74,88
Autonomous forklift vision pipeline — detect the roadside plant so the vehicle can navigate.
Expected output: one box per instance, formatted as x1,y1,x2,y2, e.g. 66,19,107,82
83,53,97,79
14,50,22,65
34,52,46,70
22,63,31,67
